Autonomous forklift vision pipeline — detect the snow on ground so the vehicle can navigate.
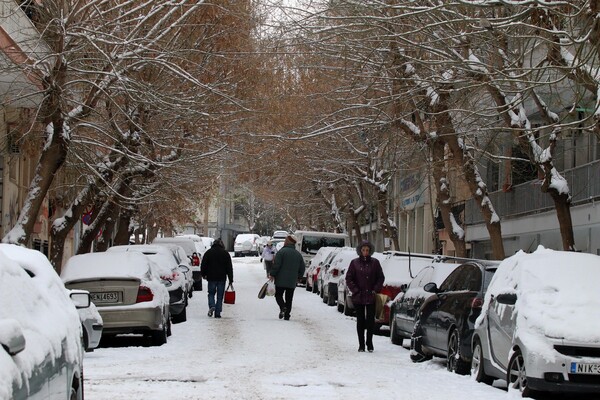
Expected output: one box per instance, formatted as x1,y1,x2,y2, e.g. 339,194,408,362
84,256,519,400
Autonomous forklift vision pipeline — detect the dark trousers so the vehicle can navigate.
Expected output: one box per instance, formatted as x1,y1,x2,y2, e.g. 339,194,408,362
275,286,295,315
355,303,376,347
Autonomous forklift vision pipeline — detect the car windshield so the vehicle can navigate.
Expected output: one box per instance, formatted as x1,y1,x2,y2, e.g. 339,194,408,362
300,236,346,255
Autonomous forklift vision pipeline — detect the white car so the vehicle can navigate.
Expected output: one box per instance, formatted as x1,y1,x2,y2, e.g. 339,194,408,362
305,246,338,292
72,289,104,351
472,246,600,396
61,252,171,346
234,233,260,257
107,244,190,323
0,244,85,399
320,247,356,306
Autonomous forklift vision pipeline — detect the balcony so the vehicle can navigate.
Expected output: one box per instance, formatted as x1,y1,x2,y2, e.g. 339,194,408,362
464,160,600,225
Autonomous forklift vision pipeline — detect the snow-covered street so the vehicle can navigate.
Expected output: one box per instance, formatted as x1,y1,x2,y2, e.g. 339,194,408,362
81,257,556,400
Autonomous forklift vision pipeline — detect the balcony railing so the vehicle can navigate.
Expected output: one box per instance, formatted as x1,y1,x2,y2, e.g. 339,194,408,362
464,160,600,225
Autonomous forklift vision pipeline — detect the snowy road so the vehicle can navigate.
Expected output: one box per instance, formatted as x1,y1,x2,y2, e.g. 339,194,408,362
83,257,550,400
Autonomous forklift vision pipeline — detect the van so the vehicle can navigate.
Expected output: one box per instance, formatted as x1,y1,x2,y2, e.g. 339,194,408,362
293,231,350,284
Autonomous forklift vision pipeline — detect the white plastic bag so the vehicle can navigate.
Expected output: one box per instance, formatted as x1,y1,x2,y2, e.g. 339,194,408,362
266,280,276,296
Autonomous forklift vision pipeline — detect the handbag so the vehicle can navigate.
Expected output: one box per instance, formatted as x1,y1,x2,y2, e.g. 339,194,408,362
258,281,269,299
224,283,236,304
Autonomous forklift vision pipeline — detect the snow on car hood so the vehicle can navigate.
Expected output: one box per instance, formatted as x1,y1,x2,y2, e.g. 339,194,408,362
482,246,600,347
0,244,82,399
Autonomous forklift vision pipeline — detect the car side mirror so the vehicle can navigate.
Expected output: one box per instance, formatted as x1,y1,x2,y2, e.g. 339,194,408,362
496,293,517,305
70,290,91,309
423,282,438,293
179,265,190,273
161,279,173,287
0,319,26,356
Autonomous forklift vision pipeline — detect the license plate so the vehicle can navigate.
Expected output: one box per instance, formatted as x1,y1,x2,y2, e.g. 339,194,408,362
91,291,120,303
570,363,600,374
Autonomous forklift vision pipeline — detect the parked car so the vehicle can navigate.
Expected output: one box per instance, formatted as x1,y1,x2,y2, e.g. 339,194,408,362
61,251,171,346
72,289,104,351
153,236,203,290
471,247,600,396
316,247,344,296
107,244,190,323
0,244,86,399
234,233,260,257
305,246,338,292
410,259,499,374
370,251,438,330
337,251,386,316
389,262,460,346
320,247,356,306
271,230,289,239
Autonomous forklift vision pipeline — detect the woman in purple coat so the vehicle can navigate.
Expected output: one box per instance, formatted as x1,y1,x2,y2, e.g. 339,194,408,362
345,240,385,352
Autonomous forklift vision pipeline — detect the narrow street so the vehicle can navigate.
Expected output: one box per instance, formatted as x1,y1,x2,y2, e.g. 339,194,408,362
83,257,519,400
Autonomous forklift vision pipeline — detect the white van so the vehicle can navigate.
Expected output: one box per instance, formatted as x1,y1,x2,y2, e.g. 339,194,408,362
293,230,350,284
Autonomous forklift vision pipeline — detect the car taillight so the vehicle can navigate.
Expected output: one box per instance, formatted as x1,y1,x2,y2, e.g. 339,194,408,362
136,286,154,303
381,285,401,300
332,268,339,277
193,258,200,266
471,298,484,309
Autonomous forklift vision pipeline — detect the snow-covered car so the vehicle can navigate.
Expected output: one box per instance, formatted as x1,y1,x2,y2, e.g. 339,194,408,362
336,251,386,316
107,244,190,323
305,246,338,292
410,259,499,374
320,247,356,306
271,230,289,239
471,247,600,396
0,244,85,399
234,233,260,257
153,236,203,290
366,251,438,329
61,252,171,346
315,247,343,296
388,262,460,346
72,289,104,351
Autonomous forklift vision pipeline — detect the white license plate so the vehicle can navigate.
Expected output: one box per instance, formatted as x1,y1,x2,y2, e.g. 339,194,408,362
570,363,600,374
91,291,119,303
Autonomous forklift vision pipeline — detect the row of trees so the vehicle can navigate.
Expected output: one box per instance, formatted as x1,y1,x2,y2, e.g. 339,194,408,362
3,0,264,272
240,0,600,259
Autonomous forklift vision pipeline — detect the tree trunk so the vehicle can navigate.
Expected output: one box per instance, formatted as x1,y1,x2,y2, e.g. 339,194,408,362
376,189,399,251
431,139,467,257
77,200,113,254
3,122,69,245
114,209,134,245
95,206,120,252
436,98,505,259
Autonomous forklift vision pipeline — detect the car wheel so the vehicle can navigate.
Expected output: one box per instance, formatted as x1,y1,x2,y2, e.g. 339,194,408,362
312,281,318,294
306,282,312,291
82,328,90,352
472,338,494,384
188,289,193,298
166,318,172,337
327,284,336,306
390,314,403,346
410,319,432,363
69,385,78,400
337,300,344,313
171,306,187,324
150,320,168,346
344,296,354,316
508,349,532,397
447,328,470,375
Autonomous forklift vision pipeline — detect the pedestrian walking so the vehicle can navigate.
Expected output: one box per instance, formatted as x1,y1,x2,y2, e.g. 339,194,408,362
345,240,385,352
269,235,305,321
200,238,233,318
261,241,277,277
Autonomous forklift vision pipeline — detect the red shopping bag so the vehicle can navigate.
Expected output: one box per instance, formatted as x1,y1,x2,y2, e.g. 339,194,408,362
224,283,236,304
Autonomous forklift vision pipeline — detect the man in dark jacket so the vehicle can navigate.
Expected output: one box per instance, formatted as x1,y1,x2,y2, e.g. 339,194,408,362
200,238,233,318
269,235,305,321
345,240,385,352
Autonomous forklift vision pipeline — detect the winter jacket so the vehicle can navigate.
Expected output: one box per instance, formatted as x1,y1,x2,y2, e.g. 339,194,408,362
271,244,305,289
201,242,233,282
345,241,385,305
